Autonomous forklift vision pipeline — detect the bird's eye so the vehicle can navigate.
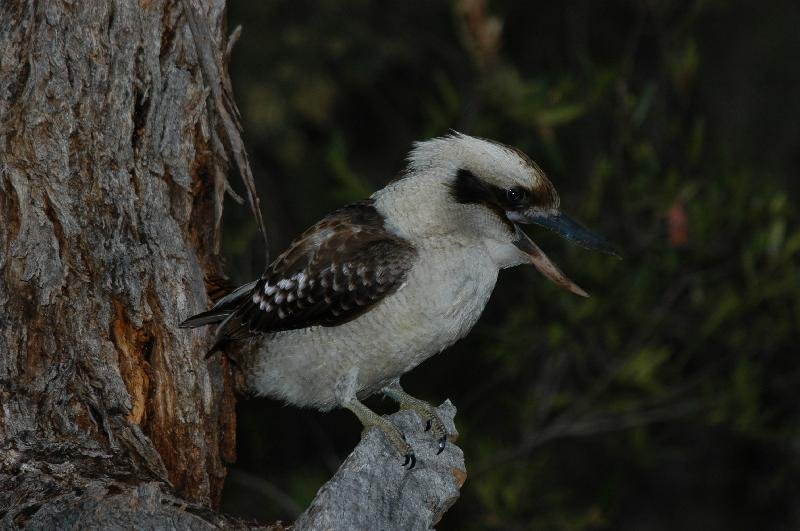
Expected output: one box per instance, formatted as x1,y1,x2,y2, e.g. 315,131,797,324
506,187,527,205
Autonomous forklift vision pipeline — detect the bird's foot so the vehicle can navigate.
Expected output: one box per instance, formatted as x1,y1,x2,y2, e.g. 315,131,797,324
407,400,448,455
382,383,449,455
344,397,416,469
365,416,417,469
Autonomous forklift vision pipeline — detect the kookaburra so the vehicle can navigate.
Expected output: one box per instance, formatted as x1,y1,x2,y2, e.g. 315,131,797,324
181,133,616,468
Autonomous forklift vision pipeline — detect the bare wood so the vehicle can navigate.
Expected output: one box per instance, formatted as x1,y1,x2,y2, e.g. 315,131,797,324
294,401,466,531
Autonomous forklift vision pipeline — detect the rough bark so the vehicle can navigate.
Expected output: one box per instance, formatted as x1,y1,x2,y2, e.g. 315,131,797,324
0,0,236,522
0,1,464,528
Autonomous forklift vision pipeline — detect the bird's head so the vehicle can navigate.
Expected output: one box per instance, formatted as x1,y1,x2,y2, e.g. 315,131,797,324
389,132,618,296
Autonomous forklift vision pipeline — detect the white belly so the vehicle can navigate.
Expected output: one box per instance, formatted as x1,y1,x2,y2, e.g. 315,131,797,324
247,242,499,410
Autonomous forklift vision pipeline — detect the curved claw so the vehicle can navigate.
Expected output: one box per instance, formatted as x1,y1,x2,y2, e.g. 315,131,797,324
436,436,447,455
403,453,417,469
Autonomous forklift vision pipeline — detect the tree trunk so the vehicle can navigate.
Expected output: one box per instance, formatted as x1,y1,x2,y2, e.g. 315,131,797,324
0,0,236,523
0,1,465,528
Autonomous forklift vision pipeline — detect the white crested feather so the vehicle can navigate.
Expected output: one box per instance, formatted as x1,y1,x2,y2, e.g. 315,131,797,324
407,131,547,192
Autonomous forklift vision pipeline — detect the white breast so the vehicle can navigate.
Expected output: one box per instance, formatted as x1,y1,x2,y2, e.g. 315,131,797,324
247,240,499,411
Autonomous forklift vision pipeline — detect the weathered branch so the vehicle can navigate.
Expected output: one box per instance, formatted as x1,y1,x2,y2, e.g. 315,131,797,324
294,402,466,530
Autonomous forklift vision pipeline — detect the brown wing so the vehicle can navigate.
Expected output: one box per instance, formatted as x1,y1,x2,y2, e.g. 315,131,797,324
218,201,417,341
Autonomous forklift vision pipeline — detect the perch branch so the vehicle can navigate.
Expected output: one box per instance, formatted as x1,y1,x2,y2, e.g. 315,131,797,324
293,401,466,531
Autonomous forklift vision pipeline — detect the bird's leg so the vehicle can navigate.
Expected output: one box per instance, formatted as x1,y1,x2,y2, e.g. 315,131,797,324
336,367,415,468
382,380,448,455
343,398,416,469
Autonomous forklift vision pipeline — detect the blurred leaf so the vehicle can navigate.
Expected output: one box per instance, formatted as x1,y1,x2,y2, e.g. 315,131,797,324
619,346,670,391
535,102,586,127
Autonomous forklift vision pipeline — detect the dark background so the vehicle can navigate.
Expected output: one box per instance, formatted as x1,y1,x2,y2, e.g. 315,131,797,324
218,1,800,529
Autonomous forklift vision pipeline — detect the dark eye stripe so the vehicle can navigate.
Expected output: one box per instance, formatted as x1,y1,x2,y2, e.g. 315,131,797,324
451,169,537,211
450,169,492,205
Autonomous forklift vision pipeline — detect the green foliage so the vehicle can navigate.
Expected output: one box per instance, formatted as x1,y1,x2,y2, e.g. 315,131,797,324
222,0,800,528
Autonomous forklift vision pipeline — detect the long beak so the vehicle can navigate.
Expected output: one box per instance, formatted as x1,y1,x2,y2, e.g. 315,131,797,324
516,209,620,257
509,209,619,297
512,226,589,297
